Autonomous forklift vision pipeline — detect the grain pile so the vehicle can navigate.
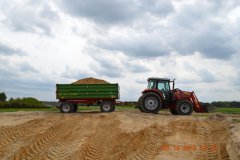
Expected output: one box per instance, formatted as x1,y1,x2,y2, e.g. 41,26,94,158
72,77,110,84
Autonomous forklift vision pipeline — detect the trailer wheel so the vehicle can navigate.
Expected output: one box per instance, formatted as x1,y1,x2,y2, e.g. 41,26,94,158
100,101,115,112
139,92,162,114
60,102,74,113
73,104,78,112
176,100,193,115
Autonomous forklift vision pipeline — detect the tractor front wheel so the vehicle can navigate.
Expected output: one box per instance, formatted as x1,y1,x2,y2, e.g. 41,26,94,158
176,100,193,115
139,92,162,114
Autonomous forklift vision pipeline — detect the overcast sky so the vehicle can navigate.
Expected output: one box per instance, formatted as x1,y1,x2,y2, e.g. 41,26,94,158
0,0,240,102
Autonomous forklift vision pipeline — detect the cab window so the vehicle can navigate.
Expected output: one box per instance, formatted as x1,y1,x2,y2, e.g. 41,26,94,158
147,80,157,89
157,82,165,90
157,81,170,91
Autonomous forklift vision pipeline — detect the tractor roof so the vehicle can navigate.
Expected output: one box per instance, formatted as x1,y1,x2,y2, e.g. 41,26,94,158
148,77,170,81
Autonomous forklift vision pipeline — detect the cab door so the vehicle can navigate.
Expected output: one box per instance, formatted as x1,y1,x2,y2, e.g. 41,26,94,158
157,81,171,103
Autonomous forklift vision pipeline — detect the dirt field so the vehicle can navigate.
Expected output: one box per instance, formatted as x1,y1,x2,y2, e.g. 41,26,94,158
0,111,239,160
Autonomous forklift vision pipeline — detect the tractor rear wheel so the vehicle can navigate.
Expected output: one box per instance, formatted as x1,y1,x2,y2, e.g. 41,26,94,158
139,92,162,114
138,95,148,113
100,101,115,112
176,100,193,115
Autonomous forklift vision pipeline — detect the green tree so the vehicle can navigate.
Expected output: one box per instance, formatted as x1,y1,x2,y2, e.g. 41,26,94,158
0,92,7,102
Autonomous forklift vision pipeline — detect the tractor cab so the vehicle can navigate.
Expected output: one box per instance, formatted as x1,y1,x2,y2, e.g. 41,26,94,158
147,77,174,104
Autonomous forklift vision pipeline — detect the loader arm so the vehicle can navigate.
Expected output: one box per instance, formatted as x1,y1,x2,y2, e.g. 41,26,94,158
190,91,202,112
190,91,213,113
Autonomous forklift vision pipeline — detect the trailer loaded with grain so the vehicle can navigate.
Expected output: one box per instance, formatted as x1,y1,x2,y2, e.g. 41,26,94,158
56,82,119,113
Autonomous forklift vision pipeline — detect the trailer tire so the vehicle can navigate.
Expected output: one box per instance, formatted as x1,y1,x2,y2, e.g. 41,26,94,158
140,92,162,114
176,100,193,115
60,102,74,113
73,104,78,112
100,101,115,112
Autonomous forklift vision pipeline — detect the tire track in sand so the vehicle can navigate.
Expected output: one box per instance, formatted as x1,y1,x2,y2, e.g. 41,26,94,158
0,118,55,159
11,118,77,160
125,124,169,160
196,121,229,160
44,119,93,160
67,117,120,160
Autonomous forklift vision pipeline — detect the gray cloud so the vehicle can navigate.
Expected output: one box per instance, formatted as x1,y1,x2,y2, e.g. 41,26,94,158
172,1,239,59
198,69,217,83
61,66,92,80
0,77,55,100
61,0,174,24
135,80,146,84
0,64,54,100
90,57,123,78
95,1,239,60
98,35,169,58
0,42,24,56
1,1,59,35
141,0,174,17
18,63,38,73
123,61,150,73
171,12,237,59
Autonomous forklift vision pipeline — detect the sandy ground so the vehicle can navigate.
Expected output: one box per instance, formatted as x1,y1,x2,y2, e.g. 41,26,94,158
0,110,239,160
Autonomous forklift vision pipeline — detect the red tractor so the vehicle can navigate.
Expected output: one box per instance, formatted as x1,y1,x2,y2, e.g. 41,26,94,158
137,77,212,115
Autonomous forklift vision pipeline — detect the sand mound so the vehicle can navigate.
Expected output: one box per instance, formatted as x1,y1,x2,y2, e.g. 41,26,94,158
208,113,231,122
0,111,236,160
72,77,110,84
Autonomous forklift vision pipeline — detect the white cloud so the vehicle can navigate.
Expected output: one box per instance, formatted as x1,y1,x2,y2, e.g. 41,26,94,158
0,0,239,102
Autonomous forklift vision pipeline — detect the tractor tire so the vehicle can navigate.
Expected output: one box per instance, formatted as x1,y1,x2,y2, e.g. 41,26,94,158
138,95,148,113
139,92,162,114
170,108,178,115
176,100,193,115
60,102,75,113
100,101,115,112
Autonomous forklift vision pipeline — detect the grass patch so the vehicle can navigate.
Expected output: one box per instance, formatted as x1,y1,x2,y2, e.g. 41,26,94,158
0,107,58,112
215,107,240,114
0,105,135,112
1,106,239,114
232,119,240,123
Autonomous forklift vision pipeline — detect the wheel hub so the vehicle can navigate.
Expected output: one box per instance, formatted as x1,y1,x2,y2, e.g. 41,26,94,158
145,97,158,110
103,104,110,111
180,103,190,113
62,105,70,112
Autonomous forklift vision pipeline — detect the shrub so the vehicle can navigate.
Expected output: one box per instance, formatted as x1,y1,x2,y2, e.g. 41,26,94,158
0,92,7,102
0,97,48,108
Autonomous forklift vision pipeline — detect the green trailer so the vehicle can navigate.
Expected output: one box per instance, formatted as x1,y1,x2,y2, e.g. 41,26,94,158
56,83,119,113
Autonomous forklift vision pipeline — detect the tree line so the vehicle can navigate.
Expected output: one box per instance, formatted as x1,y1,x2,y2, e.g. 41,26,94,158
211,101,240,108
0,92,47,108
